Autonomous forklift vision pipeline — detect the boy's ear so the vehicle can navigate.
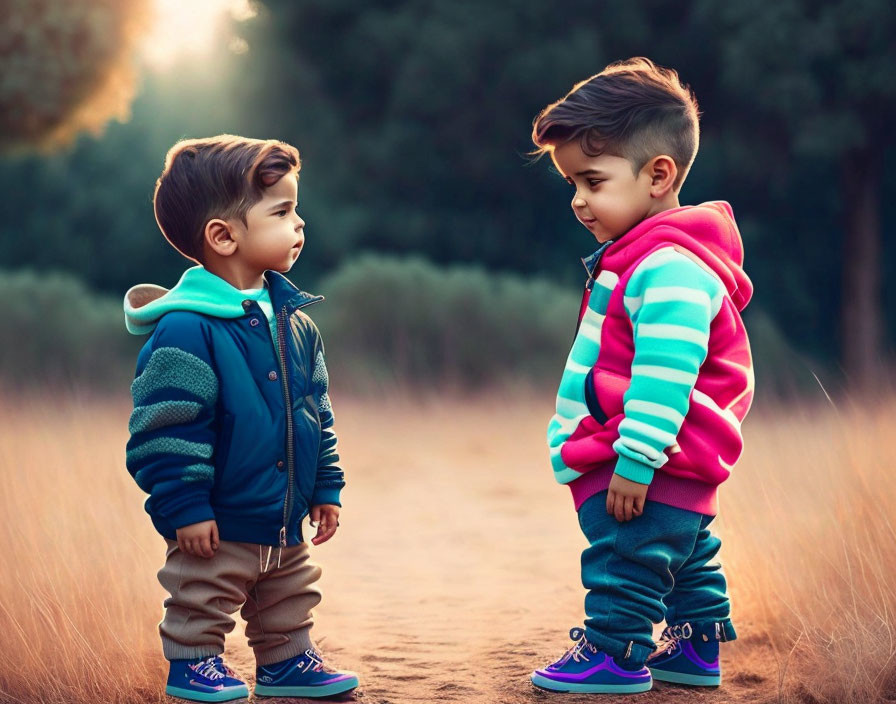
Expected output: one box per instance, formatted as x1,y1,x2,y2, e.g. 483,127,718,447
204,218,237,257
646,155,678,198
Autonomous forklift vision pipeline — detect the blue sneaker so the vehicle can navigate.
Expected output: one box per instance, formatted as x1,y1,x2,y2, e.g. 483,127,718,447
254,648,359,698
648,622,721,686
531,628,652,694
166,655,249,702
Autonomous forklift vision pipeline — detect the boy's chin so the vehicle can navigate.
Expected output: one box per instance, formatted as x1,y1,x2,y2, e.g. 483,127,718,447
279,257,299,272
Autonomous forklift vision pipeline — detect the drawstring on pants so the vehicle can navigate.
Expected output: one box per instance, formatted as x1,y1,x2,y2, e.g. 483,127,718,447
259,545,272,573
257,544,284,572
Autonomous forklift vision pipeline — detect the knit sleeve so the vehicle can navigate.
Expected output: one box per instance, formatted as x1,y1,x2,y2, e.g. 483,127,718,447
125,313,218,529
613,248,724,485
310,343,345,507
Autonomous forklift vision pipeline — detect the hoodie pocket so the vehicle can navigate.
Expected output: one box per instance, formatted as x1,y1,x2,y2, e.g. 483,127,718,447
585,367,631,425
584,368,609,425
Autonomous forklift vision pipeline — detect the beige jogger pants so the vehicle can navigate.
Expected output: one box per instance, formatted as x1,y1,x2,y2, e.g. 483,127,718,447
157,539,322,665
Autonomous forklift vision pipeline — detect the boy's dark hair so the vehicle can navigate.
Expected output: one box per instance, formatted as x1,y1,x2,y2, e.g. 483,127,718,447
154,135,301,263
532,58,700,189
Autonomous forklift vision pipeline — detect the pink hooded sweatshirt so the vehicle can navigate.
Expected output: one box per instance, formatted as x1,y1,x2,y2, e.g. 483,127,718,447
554,202,754,516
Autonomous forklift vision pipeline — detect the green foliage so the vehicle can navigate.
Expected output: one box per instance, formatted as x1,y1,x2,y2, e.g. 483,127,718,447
700,0,896,157
313,254,579,390
0,0,149,150
0,269,141,390
0,260,828,401
1,0,895,387
0,258,581,393
744,308,835,401
693,0,896,384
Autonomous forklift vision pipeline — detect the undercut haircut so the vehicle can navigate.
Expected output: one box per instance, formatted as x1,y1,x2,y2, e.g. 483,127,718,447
153,134,301,263
532,58,700,189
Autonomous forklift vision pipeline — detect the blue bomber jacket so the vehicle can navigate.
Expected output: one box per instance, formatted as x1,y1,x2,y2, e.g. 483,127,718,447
123,265,344,547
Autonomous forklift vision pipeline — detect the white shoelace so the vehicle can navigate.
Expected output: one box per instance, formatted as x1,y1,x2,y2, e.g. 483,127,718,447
194,657,225,680
299,649,325,673
653,622,693,657
556,629,599,666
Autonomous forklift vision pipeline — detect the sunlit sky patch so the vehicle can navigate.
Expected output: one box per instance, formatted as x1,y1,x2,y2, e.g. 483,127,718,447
141,0,257,70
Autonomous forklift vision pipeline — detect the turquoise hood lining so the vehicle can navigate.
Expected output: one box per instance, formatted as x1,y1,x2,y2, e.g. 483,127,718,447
124,265,318,335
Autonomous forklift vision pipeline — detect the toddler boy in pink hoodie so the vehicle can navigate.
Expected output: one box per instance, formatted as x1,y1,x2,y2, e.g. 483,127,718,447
528,58,754,694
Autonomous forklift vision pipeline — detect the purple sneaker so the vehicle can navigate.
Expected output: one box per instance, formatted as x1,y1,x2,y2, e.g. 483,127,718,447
531,628,652,694
254,648,359,698
648,622,721,686
166,655,249,702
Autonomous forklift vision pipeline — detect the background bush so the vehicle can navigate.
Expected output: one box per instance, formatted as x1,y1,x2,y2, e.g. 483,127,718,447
0,269,141,391
312,254,579,392
0,259,826,399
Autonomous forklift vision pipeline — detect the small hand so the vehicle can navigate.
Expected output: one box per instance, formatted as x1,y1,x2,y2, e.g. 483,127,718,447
176,519,219,558
309,505,340,545
606,473,648,522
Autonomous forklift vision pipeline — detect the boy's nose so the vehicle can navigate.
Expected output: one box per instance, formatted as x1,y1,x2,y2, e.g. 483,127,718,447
572,196,587,208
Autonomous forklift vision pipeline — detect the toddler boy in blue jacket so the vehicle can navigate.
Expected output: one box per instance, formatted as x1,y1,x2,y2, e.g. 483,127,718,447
124,135,358,701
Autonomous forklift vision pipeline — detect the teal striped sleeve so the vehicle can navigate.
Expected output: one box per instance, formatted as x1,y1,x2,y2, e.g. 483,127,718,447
125,314,218,529
613,249,724,485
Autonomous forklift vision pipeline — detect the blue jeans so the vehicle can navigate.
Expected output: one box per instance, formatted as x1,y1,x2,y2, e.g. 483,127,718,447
577,490,737,667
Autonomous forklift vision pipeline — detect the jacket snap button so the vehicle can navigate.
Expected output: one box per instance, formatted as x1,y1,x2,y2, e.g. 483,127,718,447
242,300,252,309
250,318,260,327
268,371,278,381
276,460,285,469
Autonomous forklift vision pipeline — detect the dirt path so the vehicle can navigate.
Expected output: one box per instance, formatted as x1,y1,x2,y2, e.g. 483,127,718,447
222,395,781,703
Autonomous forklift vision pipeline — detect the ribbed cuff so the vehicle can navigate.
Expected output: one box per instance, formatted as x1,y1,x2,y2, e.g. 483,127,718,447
687,619,737,642
613,455,655,485
162,639,223,662
583,627,655,668
165,501,216,531
310,485,342,507
253,627,315,666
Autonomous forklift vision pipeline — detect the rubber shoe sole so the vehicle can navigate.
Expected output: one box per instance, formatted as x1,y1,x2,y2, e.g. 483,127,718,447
650,668,721,686
531,671,653,694
165,683,249,702
254,674,359,698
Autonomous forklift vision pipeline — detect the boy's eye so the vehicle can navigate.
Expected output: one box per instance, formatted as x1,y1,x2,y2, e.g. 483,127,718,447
588,179,603,187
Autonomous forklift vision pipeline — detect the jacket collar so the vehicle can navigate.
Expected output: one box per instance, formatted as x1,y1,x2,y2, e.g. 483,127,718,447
581,239,615,278
263,269,324,315
575,202,752,311
124,266,322,335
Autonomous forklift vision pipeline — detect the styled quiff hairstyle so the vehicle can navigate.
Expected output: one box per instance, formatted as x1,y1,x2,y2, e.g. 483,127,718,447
153,134,301,263
532,58,700,189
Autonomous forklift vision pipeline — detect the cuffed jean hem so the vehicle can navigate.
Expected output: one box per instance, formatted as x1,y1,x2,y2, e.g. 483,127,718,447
253,626,315,666
686,618,737,642
722,619,737,641
583,627,655,668
162,641,224,662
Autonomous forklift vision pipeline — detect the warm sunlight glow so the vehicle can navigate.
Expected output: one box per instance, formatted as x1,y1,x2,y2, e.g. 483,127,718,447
141,0,256,70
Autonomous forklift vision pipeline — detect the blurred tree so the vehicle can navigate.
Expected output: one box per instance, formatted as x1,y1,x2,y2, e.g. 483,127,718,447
0,0,893,391
0,0,148,150
236,0,652,273
697,0,895,389
0,46,265,295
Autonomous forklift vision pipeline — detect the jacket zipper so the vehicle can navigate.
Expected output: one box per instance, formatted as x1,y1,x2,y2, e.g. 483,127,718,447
273,296,323,548
575,239,614,337
276,305,294,548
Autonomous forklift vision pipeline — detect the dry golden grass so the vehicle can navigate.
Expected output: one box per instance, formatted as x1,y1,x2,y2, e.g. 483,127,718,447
0,388,893,703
